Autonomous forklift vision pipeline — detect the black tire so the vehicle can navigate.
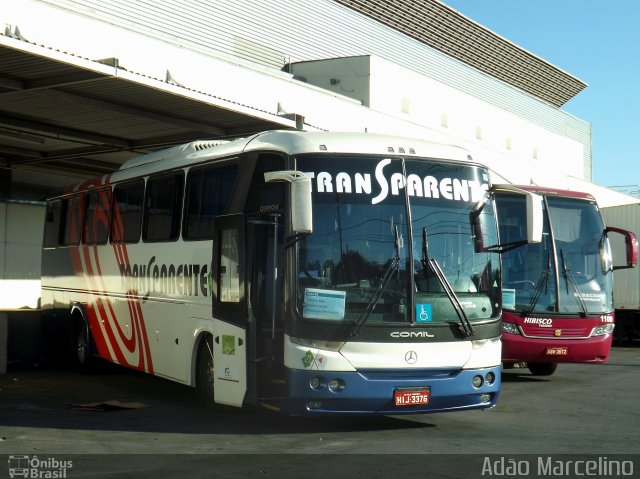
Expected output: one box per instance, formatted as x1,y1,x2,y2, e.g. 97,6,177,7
75,318,96,373
196,335,215,405
528,362,558,376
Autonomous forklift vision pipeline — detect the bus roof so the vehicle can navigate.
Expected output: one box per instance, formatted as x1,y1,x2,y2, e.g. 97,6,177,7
118,130,475,174
507,184,597,202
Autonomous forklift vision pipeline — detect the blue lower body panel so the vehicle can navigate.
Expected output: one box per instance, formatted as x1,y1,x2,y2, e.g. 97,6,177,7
282,366,501,416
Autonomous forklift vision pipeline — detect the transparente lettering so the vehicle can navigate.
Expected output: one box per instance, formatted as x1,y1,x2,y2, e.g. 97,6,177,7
119,256,209,297
307,158,487,205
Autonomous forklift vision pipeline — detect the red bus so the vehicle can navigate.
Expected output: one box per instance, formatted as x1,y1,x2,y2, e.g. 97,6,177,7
497,186,637,375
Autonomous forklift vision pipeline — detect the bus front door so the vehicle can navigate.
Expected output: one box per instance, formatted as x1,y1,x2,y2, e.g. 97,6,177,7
212,215,248,407
247,215,285,408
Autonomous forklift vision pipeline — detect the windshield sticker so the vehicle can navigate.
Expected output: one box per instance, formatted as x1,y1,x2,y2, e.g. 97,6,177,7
416,303,433,323
222,335,236,355
303,288,346,320
305,158,488,205
302,350,326,369
573,292,606,302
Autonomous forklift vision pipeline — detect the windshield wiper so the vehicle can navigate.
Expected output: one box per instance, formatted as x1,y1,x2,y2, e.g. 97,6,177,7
427,258,475,337
420,226,430,275
523,252,551,316
560,250,589,317
421,227,474,337
348,225,402,338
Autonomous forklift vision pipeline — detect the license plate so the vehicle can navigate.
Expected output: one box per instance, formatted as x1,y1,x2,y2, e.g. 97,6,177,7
546,346,568,356
394,388,430,407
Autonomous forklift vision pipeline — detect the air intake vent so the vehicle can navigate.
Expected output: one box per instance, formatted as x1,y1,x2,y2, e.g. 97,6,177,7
192,140,230,151
119,140,233,170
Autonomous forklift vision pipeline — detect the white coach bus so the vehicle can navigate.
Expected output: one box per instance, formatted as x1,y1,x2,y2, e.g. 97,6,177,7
41,130,541,415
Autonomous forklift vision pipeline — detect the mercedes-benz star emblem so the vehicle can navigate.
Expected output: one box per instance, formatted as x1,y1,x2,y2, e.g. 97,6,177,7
405,350,418,364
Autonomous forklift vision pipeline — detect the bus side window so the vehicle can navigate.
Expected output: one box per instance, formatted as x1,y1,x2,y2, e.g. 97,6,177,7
111,180,144,244
184,164,238,240
83,188,112,245
62,194,84,246
43,199,63,247
143,172,184,242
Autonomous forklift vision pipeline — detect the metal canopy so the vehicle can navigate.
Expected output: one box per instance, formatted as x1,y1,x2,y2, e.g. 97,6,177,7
0,33,297,195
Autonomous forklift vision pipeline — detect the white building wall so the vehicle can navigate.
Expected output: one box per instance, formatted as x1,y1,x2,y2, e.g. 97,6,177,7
0,203,44,309
290,55,586,186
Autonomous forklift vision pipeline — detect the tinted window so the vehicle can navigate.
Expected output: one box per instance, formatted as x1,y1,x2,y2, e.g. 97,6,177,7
111,181,144,243
83,189,112,245
43,199,63,247
184,165,238,240
62,194,84,246
143,173,184,242
245,153,285,214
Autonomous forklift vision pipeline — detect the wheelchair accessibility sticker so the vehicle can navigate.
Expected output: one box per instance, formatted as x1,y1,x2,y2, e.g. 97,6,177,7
415,304,433,323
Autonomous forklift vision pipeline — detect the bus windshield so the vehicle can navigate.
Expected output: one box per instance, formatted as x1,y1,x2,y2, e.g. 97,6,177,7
295,154,500,328
501,196,613,315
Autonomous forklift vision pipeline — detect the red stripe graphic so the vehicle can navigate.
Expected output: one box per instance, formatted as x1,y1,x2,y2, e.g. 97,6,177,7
68,175,154,373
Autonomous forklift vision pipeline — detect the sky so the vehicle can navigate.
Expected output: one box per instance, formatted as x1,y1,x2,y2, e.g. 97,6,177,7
440,0,640,194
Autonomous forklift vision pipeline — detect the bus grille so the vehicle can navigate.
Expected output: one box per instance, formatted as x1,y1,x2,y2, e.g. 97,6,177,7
520,325,592,339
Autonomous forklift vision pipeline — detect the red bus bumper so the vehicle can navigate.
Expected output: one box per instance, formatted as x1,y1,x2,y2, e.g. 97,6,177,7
502,332,613,364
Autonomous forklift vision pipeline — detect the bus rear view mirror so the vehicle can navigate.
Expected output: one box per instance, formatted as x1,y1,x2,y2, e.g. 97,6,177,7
605,226,638,270
525,192,544,244
264,170,313,234
472,187,543,253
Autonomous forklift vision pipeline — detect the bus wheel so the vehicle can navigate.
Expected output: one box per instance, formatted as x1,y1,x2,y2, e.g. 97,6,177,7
527,362,558,376
75,318,96,373
196,335,215,405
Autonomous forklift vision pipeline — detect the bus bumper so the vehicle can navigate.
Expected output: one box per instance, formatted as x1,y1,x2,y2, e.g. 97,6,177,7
282,366,501,415
501,332,613,364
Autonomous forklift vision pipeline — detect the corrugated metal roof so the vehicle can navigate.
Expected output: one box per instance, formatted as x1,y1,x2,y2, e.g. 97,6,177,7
0,32,297,193
333,0,587,107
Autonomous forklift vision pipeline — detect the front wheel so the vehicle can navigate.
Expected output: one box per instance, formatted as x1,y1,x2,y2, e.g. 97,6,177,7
528,362,558,376
196,335,215,405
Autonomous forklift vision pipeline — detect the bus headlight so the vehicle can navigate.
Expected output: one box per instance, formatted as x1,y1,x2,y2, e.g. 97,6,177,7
501,322,520,335
592,324,615,336
328,378,345,393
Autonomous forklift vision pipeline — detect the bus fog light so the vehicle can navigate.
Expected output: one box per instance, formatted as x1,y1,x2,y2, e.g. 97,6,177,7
480,394,492,403
328,378,345,392
307,401,323,410
485,372,496,385
472,375,483,388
